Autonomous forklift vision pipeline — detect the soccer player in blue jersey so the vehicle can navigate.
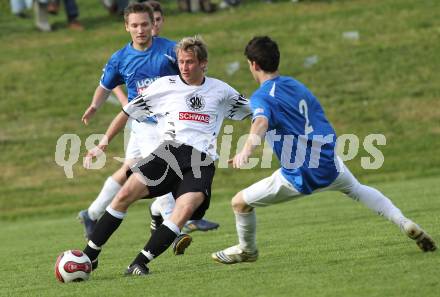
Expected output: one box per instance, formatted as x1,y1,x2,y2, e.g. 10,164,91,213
212,36,436,264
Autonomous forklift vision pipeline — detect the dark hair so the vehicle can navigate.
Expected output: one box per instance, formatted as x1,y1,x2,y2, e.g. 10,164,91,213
244,36,280,72
123,2,154,23
147,0,164,15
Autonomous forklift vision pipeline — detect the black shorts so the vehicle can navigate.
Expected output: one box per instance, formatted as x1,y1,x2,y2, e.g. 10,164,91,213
127,141,215,220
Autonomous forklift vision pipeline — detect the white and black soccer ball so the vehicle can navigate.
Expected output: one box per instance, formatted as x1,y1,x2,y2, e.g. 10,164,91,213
55,250,92,283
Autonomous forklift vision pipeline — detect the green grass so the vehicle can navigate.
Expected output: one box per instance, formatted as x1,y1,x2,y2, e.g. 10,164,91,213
1,176,439,297
1,0,439,295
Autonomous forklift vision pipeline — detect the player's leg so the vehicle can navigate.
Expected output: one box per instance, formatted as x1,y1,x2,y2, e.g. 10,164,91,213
149,198,164,233
86,161,134,219
83,172,150,269
126,192,205,275
77,166,125,239
136,123,180,234
78,129,138,239
150,192,220,233
149,193,192,255
136,125,195,255
211,191,259,265
327,159,436,252
213,169,303,264
125,157,215,275
78,162,133,237
149,194,174,233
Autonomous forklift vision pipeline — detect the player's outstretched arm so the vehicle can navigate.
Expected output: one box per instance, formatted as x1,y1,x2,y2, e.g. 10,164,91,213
82,85,112,125
103,111,129,144
83,111,128,169
229,117,269,169
112,86,128,107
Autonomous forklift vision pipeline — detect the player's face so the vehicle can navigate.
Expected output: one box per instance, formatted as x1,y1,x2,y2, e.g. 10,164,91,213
152,11,164,37
178,50,207,85
125,12,153,49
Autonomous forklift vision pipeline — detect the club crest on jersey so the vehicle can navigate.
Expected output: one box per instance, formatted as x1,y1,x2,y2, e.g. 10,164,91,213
186,94,205,111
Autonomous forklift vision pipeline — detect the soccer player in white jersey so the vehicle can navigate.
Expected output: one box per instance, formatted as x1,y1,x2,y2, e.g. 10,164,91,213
81,36,251,275
147,0,221,236
79,2,218,253
212,36,436,264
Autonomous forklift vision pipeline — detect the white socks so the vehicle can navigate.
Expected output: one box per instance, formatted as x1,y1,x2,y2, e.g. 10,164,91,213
88,177,122,221
105,205,127,220
150,193,175,220
235,210,257,252
163,219,180,235
348,184,405,226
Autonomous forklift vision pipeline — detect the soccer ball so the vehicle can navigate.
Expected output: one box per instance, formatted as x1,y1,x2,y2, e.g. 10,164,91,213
54,250,92,283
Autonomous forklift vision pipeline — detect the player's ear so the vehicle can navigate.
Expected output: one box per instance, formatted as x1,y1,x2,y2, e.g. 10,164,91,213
248,60,259,72
201,60,208,72
125,22,129,32
253,62,262,72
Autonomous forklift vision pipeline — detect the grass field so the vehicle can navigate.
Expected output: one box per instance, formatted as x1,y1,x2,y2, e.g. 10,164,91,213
1,177,439,296
0,0,439,296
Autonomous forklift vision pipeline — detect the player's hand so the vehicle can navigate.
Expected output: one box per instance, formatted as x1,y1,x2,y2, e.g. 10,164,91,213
83,144,107,169
228,149,252,169
81,105,97,125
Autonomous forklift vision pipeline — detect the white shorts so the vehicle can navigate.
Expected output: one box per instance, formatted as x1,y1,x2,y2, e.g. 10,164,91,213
242,157,359,207
125,120,162,160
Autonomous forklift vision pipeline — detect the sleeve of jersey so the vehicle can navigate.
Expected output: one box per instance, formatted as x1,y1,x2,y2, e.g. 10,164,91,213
100,56,124,90
251,94,272,122
225,88,252,121
122,93,153,122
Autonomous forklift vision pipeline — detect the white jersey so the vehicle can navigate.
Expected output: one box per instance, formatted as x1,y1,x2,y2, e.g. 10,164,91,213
123,75,251,159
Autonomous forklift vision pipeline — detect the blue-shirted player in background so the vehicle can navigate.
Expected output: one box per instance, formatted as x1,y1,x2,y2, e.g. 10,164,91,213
77,2,217,257
212,36,436,264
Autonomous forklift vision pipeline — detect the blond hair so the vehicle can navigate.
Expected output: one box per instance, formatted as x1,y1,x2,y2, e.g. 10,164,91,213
175,36,208,62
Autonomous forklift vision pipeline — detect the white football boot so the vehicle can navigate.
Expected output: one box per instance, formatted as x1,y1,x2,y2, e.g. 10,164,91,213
401,219,436,252
212,245,258,264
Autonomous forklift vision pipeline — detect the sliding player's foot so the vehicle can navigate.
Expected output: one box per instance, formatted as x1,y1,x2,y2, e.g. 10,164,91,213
212,245,258,264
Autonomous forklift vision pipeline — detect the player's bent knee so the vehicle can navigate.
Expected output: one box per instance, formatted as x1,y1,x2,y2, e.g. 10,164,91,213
112,164,131,184
231,192,249,213
112,187,135,209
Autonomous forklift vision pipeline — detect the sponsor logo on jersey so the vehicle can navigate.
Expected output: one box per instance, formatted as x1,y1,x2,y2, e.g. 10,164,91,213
179,112,210,123
136,76,160,94
254,108,265,115
186,94,205,111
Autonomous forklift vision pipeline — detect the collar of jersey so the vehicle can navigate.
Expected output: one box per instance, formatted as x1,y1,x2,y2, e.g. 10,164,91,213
261,75,280,87
128,40,154,54
178,75,206,86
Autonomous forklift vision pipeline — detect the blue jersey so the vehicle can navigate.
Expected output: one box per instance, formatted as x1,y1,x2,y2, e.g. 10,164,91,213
251,76,338,194
100,36,179,101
